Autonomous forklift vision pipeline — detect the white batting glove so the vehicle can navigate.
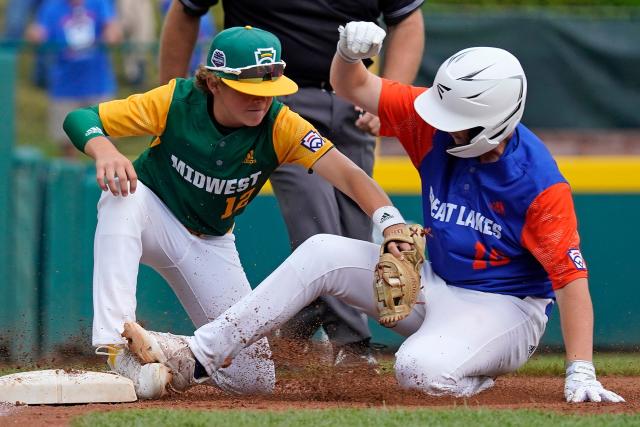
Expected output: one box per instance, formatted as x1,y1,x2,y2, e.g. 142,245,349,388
564,360,625,403
337,21,386,63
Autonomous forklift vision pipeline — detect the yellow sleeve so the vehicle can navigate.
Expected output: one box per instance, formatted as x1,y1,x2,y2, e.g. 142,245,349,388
98,79,177,137
272,106,334,169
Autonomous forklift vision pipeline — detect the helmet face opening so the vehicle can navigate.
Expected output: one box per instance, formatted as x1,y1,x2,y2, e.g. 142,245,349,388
414,47,527,158
446,126,483,151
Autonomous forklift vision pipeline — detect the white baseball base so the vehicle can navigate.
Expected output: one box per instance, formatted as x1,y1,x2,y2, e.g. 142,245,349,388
0,369,137,404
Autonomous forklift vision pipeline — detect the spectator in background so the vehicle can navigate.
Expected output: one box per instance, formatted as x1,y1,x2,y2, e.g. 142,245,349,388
116,0,156,89
26,0,121,158
3,0,47,88
160,0,216,78
159,0,424,367
3,0,43,41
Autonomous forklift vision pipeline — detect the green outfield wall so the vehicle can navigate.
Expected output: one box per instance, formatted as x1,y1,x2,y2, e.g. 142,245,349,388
1,152,639,359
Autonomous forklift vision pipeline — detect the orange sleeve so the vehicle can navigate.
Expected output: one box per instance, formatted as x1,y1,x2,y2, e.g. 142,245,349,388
521,183,588,290
378,79,436,168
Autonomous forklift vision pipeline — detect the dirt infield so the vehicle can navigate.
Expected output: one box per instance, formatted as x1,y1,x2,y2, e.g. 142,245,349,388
1,368,638,426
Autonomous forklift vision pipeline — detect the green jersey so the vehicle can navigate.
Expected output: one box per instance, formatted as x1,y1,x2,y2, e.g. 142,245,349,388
67,78,334,235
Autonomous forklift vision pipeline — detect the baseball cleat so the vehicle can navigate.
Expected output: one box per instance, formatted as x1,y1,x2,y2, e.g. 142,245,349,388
333,339,380,374
122,322,201,392
96,345,171,399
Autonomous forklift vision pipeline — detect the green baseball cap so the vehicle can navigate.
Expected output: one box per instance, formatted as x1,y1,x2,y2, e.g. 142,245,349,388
205,26,298,97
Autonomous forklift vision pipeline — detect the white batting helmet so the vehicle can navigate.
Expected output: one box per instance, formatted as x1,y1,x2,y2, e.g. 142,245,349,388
414,47,527,158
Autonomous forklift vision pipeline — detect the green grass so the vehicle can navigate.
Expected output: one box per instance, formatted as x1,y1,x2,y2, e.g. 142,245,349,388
515,352,640,376
71,408,640,427
369,352,640,377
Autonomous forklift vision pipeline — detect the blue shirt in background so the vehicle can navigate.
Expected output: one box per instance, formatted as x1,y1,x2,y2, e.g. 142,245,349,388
36,0,116,99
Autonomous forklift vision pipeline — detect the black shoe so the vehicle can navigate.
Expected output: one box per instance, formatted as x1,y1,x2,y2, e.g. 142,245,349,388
333,339,378,369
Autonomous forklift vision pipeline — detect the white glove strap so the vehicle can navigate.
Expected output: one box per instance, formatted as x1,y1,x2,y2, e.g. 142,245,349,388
336,25,360,63
566,360,596,380
336,41,360,63
373,206,405,234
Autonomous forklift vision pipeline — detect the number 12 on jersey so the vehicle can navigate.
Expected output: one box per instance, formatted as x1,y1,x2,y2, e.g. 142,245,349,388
473,241,510,270
221,188,256,219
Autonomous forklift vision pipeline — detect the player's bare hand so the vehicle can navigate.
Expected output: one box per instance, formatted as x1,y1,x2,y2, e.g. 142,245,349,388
383,224,413,259
355,107,380,136
85,136,138,196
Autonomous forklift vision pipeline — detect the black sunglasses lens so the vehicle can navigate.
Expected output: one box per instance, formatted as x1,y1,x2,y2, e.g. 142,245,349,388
238,64,285,80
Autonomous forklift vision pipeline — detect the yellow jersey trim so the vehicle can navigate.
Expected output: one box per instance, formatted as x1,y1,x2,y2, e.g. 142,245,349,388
271,106,334,169
99,79,177,138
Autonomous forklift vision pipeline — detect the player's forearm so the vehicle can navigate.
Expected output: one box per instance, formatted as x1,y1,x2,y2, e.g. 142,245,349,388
84,136,120,160
382,9,424,84
339,167,392,218
555,278,594,362
159,0,200,84
330,55,381,115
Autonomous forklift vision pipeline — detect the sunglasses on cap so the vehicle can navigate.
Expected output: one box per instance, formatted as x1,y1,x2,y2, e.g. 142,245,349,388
206,61,286,81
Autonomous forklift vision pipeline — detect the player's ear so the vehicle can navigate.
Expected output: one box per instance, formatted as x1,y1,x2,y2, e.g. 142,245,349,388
208,75,223,95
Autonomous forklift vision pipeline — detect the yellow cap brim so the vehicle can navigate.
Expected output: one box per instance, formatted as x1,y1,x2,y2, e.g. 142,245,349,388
221,75,298,97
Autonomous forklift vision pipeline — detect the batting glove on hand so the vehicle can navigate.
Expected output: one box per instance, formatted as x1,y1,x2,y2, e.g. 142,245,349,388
564,360,625,403
337,21,386,63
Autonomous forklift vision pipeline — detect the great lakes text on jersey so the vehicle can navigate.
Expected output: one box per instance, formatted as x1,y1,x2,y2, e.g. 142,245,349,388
429,186,503,239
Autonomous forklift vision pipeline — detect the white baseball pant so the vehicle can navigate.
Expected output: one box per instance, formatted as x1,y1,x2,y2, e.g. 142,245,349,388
190,233,551,397
92,182,274,394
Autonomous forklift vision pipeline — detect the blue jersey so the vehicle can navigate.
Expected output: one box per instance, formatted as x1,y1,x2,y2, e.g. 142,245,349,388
378,80,588,299
36,0,116,99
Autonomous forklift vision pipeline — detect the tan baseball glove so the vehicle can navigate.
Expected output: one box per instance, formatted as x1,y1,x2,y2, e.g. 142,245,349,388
374,224,426,327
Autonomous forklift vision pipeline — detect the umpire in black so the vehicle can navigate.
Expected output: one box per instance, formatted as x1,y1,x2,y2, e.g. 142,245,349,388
159,0,425,365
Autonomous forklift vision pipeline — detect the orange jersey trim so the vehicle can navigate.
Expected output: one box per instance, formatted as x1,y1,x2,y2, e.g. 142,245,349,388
378,79,435,168
521,182,588,289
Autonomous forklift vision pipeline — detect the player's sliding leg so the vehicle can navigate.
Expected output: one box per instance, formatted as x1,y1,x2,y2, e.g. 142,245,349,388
124,234,426,393
393,264,551,396
191,234,425,373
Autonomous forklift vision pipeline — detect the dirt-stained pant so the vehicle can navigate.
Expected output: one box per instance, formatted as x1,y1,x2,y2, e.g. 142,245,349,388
92,182,274,395
272,87,376,346
191,234,551,397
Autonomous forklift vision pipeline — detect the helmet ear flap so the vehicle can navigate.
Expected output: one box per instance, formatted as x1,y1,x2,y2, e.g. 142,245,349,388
447,132,498,159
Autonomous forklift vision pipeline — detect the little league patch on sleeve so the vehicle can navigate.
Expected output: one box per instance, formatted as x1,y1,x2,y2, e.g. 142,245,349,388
301,130,324,152
567,248,587,270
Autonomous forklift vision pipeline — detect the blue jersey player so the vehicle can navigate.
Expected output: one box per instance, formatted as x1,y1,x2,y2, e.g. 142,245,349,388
117,22,624,403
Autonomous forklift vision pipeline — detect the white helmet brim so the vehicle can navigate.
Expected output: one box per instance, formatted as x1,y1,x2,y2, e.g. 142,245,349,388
413,87,480,132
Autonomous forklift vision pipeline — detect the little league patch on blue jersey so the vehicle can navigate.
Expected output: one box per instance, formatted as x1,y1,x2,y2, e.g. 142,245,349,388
568,248,587,270
301,130,324,152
